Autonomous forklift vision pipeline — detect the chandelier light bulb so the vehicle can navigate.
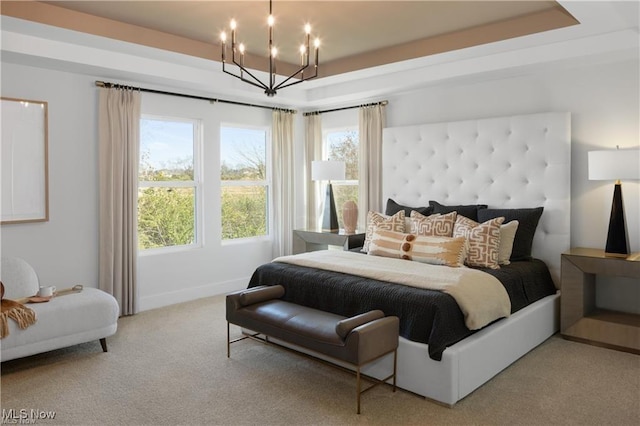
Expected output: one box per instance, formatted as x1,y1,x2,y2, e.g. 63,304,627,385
300,45,306,54
239,43,245,54
268,15,274,26
314,38,320,48
220,32,227,42
230,19,237,30
304,23,311,34
271,47,278,57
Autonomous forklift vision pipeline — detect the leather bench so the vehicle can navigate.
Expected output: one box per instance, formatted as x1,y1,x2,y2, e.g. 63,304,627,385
226,285,399,414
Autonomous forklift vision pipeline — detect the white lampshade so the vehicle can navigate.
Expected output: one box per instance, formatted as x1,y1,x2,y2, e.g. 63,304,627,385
311,160,346,181
588,149,640,181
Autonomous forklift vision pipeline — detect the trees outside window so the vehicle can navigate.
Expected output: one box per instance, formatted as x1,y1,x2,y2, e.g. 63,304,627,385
138,117,200,251
325,129,359,230
220,126,270,240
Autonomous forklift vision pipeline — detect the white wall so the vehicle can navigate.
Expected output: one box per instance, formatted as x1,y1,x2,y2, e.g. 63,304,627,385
1,64,100,288
0,63,275,311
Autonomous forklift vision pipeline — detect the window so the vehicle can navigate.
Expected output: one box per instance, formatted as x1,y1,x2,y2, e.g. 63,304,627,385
138,116,201,251
220,126,270,240
325,129,359,230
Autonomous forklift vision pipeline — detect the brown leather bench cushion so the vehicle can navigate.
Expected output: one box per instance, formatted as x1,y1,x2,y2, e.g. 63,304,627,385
227,285,399,365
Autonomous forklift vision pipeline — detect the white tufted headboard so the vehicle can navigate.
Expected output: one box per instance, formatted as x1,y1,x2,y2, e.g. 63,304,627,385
382,112,571,286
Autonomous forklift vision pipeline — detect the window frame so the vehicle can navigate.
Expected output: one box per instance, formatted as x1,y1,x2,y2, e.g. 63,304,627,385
220,123,272,243
322,125,359,188
138,114,203,255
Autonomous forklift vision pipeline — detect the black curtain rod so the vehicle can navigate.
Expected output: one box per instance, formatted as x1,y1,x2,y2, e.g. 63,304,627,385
303,100,388,116
94,81,296,114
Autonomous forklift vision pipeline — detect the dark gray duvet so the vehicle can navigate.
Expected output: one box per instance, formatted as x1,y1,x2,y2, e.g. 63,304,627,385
247,258,557,361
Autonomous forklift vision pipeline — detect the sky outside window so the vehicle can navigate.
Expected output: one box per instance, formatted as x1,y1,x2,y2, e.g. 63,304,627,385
140,118,194,172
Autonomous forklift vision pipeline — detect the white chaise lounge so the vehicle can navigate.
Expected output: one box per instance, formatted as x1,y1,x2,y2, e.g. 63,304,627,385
1,257,119,362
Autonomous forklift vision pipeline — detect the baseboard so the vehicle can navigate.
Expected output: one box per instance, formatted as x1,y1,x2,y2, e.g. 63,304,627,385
138,278,248,312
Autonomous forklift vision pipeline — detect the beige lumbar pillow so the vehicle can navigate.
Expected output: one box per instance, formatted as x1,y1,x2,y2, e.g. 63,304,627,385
368,229,466,267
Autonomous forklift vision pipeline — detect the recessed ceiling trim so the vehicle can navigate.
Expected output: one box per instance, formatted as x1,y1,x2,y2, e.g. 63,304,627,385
1,1,578,80
320,6,579,77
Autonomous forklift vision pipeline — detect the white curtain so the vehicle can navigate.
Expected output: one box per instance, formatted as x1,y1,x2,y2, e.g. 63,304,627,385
358,103,387,228
304,113,323,229
272,110,295,257
98,87,141,316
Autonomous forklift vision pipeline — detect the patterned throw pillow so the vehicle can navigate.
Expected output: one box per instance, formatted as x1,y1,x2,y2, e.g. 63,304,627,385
453,216,505,269
362,210,405,253
368,229,466,267
410,211,457,237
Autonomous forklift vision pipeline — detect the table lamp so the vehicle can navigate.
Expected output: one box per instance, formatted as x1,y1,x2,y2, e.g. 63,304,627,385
312,160,345,232
588,147,640,257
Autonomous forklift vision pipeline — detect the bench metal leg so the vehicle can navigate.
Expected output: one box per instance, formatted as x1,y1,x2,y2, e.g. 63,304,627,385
393,349,397,392
227,322,399,414
356,366,362,414
99,338,108,352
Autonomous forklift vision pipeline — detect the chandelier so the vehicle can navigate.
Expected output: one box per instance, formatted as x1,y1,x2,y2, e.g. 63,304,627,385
220,0,320,97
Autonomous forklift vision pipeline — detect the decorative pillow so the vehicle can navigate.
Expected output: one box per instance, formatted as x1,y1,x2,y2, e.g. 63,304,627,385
477,207,543,261
498,220,519,265
410,211,457,237
429,200,488,221
453,216,505,269
385,198,432,217
362,210,405,253
368,229,466,267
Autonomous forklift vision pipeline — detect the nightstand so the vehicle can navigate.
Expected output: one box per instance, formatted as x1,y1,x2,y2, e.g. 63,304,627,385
561,248,640,354
292,229,365,254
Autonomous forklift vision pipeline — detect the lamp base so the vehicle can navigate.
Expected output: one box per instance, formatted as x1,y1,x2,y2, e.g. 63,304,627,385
604,182,629,257
322,183,339,232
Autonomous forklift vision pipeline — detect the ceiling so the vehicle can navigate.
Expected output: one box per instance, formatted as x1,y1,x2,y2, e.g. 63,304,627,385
0,1,638,106
9,1,577,77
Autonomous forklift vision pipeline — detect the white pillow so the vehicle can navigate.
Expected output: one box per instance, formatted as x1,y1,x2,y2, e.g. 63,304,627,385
498,220,519,265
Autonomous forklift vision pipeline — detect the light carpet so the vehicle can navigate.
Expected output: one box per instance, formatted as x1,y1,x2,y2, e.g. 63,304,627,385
1,294,638,425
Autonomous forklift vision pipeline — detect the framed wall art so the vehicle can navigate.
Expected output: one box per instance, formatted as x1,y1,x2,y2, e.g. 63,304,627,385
1,97,49,224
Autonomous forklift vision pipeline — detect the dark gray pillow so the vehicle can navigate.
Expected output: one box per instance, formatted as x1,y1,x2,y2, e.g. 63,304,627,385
429,200,487,221
385,198,432,217
477,207,544,261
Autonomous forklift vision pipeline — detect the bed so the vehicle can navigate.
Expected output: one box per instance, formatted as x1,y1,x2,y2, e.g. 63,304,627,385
250,111,571,405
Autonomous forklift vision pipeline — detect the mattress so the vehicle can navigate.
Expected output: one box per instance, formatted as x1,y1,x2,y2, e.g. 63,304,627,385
247,258,556,361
